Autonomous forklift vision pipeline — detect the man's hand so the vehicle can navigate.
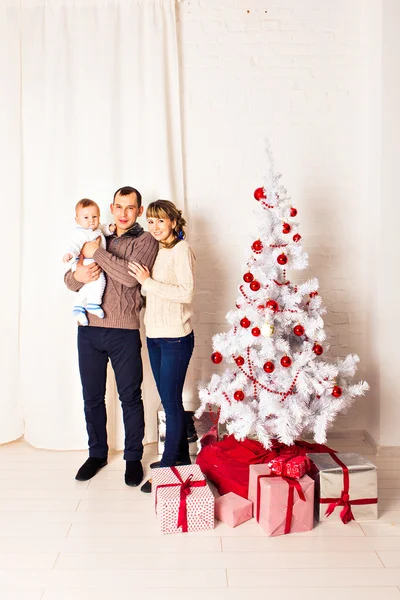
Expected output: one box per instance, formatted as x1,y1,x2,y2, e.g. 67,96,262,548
81,237,101,259
73,255,101,283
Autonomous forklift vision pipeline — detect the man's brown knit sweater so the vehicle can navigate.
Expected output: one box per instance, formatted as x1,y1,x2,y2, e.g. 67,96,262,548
64,223,159,329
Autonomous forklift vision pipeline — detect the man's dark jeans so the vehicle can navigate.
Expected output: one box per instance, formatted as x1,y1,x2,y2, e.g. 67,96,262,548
77,327,144,461
147,331,194,467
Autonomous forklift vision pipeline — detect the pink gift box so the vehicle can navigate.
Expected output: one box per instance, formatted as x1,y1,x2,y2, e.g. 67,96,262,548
152,464,214,535
215,492,253,528
248,464,314,536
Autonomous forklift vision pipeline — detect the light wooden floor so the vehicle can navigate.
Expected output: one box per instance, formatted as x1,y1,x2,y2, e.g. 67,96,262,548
0,436,399,599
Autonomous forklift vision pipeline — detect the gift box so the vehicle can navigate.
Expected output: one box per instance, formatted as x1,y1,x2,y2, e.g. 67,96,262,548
152,464,214,535
269,455,311,479
248,464,314,536
307,453,378,524
215,492,253,528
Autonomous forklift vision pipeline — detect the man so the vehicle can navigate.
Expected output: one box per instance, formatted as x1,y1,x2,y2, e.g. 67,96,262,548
65,186,159,486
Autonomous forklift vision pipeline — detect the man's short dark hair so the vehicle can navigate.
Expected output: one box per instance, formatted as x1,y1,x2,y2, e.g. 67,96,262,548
113,186,142,208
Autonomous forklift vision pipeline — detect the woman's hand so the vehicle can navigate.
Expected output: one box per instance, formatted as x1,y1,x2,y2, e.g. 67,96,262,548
128,261,150,284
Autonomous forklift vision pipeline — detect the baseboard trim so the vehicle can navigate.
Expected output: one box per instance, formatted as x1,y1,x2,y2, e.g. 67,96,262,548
331,429,400,458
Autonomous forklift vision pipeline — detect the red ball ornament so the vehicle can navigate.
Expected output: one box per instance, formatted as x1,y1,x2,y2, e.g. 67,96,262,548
293,325,305,336
251,327,261,337
293,234,301,243
277,253,288,265
263,361,275,373
250,280,261,292
254,187,266,201
240,317,251,329
290,207,298,217
313,343,324,356
332,386,343,398
252,239,263,253
266,299,279,312
211,352,223,364
309,291,318,298
243,272,254,283
235,356,245,367
234,390,245,401
282,223,291,234
280,356,292,368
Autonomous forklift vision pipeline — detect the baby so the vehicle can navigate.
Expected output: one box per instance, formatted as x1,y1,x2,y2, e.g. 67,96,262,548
63,198,115,326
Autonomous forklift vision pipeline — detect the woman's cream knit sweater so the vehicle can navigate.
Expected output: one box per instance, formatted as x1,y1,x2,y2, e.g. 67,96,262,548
142,240,195,338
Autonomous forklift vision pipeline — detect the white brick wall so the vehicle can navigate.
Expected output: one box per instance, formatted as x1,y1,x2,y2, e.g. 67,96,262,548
177,0,372,434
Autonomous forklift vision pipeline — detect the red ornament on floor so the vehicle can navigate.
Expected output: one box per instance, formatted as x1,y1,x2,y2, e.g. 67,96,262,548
277,253,288,265
254,187,266,201
282,223,291,234
235,356,245,366
250,280,261,292
293,325,305,336
266,299,279,312
263,361,275,373
293,234,301,243
211,352,223,364
281,356,292,368
313,344,323,356
251,327,261,337
234,390,245,401
240,317,251,329
243,272,254,283
332,386,342,398
290,207,298,217
252,239,263,253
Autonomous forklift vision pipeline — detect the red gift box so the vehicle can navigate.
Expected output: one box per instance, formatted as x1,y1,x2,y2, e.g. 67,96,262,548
269,455,311,479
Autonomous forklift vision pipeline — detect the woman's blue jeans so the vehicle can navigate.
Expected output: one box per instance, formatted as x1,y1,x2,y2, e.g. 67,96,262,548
147,331,194,467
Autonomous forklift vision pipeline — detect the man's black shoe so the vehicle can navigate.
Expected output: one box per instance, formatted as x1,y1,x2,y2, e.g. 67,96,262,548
141,479,152,493
75,457,107,481
125,460,143,486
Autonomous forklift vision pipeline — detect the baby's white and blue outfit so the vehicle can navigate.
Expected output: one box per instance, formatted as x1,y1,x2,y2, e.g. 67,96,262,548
66,224,111,326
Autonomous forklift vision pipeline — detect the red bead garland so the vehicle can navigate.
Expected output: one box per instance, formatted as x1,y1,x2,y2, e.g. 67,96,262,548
243,272,254,283
211,352,223,364
293,325,305,336
281,356,292,368
240,317,251,328
277,253,288,265
234,390,245,401
263,361,275,373
254,187,266,201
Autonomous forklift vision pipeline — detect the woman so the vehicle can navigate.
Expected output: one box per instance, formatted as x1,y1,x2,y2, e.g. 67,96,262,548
128,200,195,493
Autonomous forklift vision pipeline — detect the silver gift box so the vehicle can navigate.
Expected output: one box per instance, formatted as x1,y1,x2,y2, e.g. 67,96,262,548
307,453,378,522
157,405,226,457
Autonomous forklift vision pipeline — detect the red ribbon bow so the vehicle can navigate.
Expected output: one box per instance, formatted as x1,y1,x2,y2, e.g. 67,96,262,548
319,454,377,525
155,466,206,532
256,473,306,535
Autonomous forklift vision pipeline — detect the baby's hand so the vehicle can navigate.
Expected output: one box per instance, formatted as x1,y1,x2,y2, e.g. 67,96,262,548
109,224,116,233
63,253,73,263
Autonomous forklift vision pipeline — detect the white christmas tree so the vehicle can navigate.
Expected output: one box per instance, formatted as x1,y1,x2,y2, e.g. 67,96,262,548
196,151,369,449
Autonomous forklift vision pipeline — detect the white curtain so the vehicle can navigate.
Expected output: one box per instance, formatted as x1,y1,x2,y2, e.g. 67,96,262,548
0,0,184,449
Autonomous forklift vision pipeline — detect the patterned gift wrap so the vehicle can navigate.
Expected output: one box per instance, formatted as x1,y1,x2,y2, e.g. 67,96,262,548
268,455,311,479
152,464,215,535
307,453,378,523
